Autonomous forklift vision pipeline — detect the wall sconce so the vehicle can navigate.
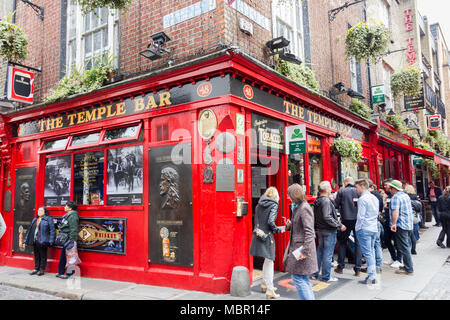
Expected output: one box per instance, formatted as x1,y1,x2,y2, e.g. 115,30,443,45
329,82,365,100
139,31,171,61
387,109,396,116
266,36,302,65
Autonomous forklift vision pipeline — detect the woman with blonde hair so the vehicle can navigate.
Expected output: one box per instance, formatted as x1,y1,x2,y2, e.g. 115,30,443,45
437,186,450,248
404,184,421,254
249,186,286,299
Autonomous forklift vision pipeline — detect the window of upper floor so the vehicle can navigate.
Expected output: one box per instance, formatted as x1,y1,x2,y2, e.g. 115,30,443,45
66,1,119,73
272,0,304,62
379,0,391,31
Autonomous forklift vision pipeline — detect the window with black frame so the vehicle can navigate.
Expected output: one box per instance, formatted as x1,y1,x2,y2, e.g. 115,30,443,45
73,151,105,205
307,134,323,196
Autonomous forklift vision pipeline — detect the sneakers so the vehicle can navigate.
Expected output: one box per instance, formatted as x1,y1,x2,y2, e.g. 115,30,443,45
390,261,404,269
331,260,338,268
437,241,446,249
358,276,377,285
326,277,339,282
395,268,413,275
29,270,39,275
383,259,394,265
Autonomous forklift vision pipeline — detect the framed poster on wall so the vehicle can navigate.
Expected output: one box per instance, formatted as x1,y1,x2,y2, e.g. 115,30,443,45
148,143,193,267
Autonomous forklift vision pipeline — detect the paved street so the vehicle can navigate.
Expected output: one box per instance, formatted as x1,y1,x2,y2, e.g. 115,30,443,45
0,223,448,300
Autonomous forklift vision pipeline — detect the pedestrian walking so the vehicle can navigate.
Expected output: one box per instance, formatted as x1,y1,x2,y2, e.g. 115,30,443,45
436,186,450,248
354,179,380,285
334,177,362,277
249,187,286,299
312,181,346,282
404,184,422,254
0,212,6,240
387,180,414,275
24,206,55,276
382,179,402,268
427,181,443,227
368,181,383,273
56,201,79,279
284,184,317,300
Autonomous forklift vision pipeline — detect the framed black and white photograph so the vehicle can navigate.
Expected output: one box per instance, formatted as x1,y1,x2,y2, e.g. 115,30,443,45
107,145,143,206
44,156,71,206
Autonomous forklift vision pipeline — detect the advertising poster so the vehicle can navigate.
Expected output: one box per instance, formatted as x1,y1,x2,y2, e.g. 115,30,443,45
54,217,126,254
107,145,143,206
44,156,71,206
13,167,36,254
148,144,193,267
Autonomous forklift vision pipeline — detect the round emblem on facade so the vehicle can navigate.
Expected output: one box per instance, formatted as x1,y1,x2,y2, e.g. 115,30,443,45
243,85,253,99
215,132,236,154
160,227,169,239
197,82,212,98
197,109,217,141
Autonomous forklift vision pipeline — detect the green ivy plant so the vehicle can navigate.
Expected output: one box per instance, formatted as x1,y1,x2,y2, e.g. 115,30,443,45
274,56,320,93
390,67,422,98
423,158,440,179
76,0,131,14
426,130,450,157
0,12,28,62
345,21,391,63
349,98,372,120
330,137,363,163
45,54,116,104
386,114,407,134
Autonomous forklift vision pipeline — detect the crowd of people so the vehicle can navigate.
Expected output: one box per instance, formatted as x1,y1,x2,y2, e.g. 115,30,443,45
250,178,450,300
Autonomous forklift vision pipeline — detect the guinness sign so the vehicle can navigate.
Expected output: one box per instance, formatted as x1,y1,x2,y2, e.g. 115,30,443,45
7,66,34,104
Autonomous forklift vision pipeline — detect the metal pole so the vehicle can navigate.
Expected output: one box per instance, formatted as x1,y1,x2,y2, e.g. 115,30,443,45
363,0,374,109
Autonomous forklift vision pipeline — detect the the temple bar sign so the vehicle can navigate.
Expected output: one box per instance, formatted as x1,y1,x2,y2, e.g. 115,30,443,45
7,66,34,104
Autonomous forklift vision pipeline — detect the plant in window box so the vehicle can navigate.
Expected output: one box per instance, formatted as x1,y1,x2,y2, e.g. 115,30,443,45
0,13,28,62
349,98,372,120
274,55,320,93
76,0,132,14
345,21,390,63
386,114,407,134
390,67,422,98
330,137,363,164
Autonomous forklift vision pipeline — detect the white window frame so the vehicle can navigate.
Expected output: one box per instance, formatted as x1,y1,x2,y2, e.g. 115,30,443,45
379,0,391,30
382,64,393,109
350,56,358,91
66,1,119,73
272,0,304,62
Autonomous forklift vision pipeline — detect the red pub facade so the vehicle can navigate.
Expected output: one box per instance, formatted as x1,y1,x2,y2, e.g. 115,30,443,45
0,50,390,293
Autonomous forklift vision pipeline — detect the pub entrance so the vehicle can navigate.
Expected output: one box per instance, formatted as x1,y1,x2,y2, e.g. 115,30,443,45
250,154,285,272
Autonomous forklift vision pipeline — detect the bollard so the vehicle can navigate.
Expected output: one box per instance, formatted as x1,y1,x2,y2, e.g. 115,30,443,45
230,266,251,297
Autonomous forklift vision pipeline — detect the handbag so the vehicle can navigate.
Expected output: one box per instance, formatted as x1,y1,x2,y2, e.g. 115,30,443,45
55,231,69,247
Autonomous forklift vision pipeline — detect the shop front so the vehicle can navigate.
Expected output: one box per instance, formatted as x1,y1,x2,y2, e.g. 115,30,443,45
0,49,376,293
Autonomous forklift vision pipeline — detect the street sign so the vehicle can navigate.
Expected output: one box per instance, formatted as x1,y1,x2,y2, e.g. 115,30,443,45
412,156,423,166
285,124,306,155
371,85,385,104
404,86,425,111
428,114,441,130
7,66,34,104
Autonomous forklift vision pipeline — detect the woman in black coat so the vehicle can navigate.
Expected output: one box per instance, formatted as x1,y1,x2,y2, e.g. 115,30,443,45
249,187,285,299
437,186,450,248
25,206,55,276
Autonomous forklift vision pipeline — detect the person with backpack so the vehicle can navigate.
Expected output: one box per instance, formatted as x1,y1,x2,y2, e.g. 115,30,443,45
404,184,422,255
437,186,450,248
56,201,79,279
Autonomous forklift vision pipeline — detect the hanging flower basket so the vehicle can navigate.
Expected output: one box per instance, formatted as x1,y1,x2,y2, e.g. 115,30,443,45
0,15,28,62
330,137,363,163
76,0,132,14
345,21,390,62
274,56,320,93
390,67,422,98
349,98,372,120
386,114,407,134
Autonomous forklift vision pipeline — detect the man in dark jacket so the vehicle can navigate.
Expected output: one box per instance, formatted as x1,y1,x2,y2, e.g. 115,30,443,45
427,181,443,226
334,177,362,276
312,181,346,283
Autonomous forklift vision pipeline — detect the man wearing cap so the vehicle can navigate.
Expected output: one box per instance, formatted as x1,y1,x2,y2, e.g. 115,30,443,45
387,180,414,275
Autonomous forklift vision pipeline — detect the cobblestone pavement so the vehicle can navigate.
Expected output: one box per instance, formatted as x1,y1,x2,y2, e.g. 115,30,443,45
0,284,68,300
416,255,450,300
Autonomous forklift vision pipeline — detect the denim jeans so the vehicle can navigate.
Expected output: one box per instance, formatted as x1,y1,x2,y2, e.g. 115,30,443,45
292,274,315,300
374,222,382,268
313,230,337,282
431,201,441,225
382,223,398,262
394,228,414,272
337,220,362,272
413,223,420,241
356,229,377,280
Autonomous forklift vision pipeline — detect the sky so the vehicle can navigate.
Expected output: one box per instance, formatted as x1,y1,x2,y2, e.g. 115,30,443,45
417,0,450,45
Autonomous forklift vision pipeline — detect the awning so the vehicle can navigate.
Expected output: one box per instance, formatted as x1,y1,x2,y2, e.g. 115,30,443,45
434,154,450,167
379,136,434,157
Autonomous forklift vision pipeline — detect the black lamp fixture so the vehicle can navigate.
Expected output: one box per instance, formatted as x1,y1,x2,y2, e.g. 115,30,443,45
329,82,365,100
266,36,302,65
387,109,396,116
139,31,171,61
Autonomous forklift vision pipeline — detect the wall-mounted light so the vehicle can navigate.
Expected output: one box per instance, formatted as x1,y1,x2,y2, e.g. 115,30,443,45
329,82,365,100
266,36,302,65
139,31,171,61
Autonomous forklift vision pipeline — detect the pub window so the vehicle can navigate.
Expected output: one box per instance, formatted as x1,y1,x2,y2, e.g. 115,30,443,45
70,132,101,148
44,156,71,206
307,134,323,196
101,123,142,143
73,151,105,205
39,137,70,153
357,158,370,179
288,153,306,192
